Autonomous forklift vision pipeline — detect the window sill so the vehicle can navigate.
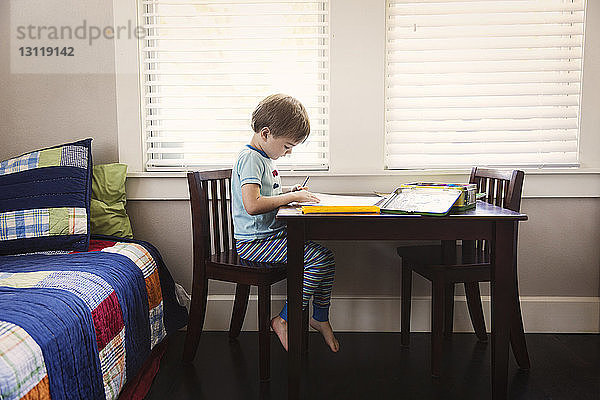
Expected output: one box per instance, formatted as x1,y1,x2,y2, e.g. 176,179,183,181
125,168,600,200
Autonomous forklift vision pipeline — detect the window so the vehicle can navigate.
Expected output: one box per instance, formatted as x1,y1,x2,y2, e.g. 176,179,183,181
140,0,329,171
385,0,586,169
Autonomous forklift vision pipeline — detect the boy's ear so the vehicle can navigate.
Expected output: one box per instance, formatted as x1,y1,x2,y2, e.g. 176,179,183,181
260,127,270,141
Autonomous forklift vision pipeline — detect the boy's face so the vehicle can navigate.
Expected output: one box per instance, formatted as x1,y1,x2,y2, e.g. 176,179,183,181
260,128,302,160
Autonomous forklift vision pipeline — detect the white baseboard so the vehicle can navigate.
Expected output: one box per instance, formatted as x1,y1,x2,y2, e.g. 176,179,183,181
197,295,600,333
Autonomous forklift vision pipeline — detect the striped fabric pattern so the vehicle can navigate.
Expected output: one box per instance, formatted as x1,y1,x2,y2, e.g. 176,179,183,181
36,271,114,310
0,271,53,289
98,328,126,400
60,145,89,169
102,243,157,278
67,208,88,235
236,231,336,313
0,321,49,400
0,209,49,241
149,302,167,349
101,242,166,348
0,207,87,241
0,152,39,176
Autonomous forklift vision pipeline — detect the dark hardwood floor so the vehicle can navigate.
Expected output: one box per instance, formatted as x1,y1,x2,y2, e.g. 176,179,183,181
145,331,599,400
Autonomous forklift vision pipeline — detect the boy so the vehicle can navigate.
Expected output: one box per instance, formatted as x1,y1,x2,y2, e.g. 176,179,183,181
231,94,339,352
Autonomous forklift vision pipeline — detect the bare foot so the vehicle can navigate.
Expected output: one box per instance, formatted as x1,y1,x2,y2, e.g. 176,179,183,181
310,318,340,352
271,316,288,351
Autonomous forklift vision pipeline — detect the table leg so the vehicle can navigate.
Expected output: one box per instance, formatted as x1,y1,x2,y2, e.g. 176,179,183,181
510,229,531,369
491,221,516,400
287,220,305,400
431,276,445,378
441,240,457,336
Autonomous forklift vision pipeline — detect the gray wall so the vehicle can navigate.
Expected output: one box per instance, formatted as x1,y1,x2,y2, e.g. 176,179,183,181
1,0,599,331
0,0,118,164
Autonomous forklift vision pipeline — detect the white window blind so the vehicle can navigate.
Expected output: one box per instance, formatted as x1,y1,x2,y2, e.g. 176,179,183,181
140,0,329,171
385,0,586,169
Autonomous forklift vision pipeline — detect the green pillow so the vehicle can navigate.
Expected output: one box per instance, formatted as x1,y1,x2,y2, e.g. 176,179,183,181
90,163,133,238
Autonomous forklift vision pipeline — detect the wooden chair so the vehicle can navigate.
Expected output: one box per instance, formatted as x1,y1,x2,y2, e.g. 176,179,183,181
182,169,287,381
397,167,530,377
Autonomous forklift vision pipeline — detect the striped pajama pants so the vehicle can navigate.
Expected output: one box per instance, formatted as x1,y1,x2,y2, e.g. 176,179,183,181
235,230,335,322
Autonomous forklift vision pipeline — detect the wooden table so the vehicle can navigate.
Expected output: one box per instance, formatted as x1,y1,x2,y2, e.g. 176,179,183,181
277,200,528,399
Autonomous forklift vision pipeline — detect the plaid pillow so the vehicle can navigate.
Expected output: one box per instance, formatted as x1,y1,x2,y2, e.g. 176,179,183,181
0,139,93,255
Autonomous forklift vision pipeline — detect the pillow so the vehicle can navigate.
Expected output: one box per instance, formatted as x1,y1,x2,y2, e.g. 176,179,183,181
90,163,133,238
0,139,92,255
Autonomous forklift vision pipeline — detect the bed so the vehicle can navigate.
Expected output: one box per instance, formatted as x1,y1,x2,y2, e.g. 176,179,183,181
0,235,188,400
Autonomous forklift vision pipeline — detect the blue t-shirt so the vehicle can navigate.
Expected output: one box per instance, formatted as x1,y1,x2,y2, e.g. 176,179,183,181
231,145,286,240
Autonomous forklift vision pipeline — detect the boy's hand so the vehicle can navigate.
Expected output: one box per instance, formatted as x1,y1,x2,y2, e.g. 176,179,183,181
293,190,320,203
291,184,308,192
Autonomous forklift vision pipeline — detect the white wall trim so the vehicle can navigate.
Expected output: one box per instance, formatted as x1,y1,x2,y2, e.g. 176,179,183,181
112,0,144,172
125,171,600,200
194,295,600,334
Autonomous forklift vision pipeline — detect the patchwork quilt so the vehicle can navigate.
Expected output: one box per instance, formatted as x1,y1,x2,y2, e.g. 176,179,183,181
0,236,188,400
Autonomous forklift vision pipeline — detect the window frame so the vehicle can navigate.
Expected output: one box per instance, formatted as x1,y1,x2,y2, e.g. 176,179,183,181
137,0,331,172
384,0,586,170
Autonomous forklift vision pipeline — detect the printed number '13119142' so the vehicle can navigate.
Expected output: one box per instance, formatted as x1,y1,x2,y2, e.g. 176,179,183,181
19,47,75,56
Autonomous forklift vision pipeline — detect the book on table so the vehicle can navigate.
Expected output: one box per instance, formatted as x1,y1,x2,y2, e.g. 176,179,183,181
379,187,463,216
298,193,382,214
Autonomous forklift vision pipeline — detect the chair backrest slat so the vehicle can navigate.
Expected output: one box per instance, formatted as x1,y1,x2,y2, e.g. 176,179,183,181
188,169,234,258
200,180,211,257
495,180,504,207
219,178,230,252
209,180,220,253
487,178,496,205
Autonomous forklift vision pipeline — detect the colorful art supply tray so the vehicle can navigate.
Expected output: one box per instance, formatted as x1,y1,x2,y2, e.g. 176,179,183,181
399,182,477,211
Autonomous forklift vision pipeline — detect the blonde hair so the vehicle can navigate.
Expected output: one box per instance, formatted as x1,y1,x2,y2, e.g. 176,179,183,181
251,94,310,142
